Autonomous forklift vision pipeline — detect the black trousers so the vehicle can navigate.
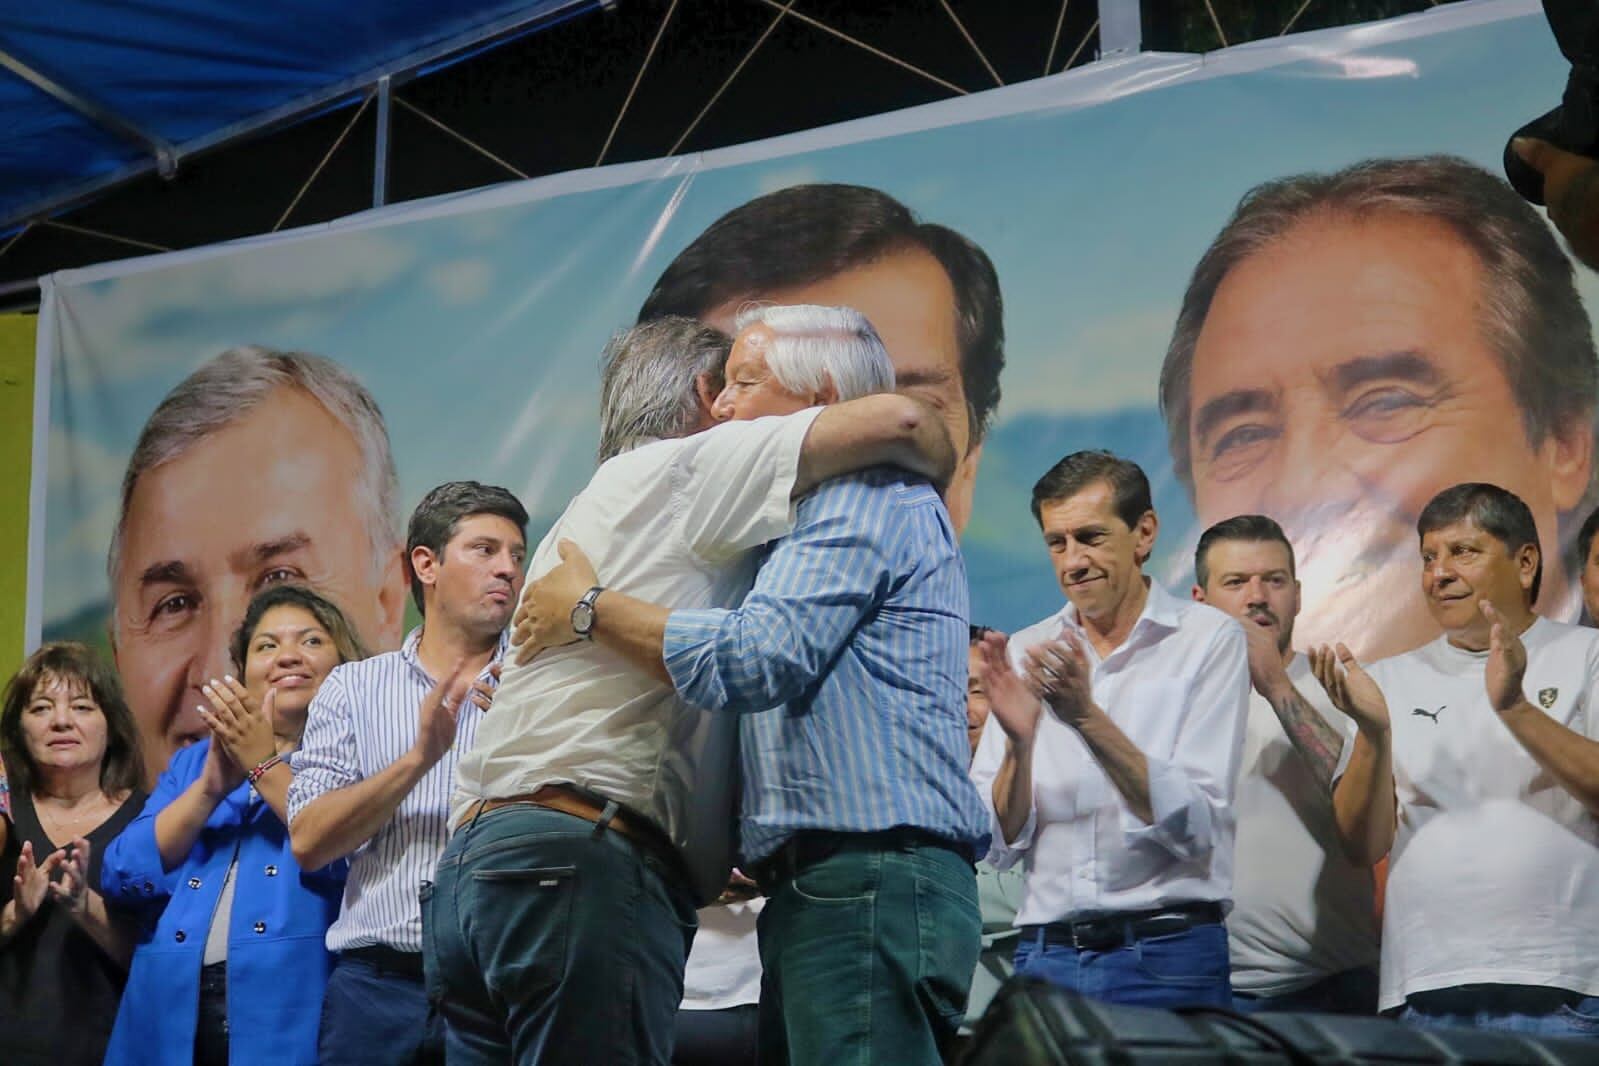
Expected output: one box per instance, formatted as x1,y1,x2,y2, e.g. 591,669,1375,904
194,962,229,1066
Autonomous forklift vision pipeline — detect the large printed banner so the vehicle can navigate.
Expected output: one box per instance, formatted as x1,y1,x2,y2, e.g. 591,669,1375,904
35,0,1596,779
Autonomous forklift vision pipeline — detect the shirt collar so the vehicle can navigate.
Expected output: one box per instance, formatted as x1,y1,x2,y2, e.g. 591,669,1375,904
399,625,509,680
1054,575,1181,640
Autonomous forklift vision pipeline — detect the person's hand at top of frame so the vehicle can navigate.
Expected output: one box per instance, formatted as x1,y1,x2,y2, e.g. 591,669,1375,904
1513,137,1599,270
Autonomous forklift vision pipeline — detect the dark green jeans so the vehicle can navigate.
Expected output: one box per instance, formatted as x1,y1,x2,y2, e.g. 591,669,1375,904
756,834,981,1066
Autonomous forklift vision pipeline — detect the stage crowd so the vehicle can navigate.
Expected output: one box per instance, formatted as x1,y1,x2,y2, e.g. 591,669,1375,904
5,142,1599,1063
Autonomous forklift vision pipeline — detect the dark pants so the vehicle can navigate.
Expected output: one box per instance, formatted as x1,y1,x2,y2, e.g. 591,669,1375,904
672,1005,759,1066
1234,967,1379,1015
1397,985,1599,1038
755,834,980,1066
194,962,229,1066
423,805,697,1065
320,952,444,1065
1013,919,1232,1010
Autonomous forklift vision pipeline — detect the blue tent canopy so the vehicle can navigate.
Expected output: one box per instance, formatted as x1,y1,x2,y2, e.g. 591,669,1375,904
0,1,600,229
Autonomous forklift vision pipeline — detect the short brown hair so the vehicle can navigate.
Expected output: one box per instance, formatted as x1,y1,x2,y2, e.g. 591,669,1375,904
1,643,143,798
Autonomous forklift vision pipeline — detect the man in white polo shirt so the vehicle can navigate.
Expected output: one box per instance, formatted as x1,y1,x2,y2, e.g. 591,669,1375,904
1315,482,1599,1036
431,311,956,1065
970,450,1249,1009
1190,514,1378,1013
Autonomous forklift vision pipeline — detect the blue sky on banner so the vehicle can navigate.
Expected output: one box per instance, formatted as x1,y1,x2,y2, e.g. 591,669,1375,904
42,4,1587,637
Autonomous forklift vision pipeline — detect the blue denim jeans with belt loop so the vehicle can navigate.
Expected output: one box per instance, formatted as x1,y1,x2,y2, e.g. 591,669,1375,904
422,804,698,1065
1396,985,1599,1039
1012,918,1232,1010
755,834,981,1066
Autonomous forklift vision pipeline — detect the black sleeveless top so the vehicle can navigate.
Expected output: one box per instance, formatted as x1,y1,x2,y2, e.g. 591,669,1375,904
0,787,146,1065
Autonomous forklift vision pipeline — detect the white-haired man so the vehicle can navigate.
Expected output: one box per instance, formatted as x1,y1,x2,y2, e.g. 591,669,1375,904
110,346,408,783
432,308,961,1065
513,302,987,1066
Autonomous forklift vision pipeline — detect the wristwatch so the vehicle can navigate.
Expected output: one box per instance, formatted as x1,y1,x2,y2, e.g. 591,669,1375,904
571,585,605,640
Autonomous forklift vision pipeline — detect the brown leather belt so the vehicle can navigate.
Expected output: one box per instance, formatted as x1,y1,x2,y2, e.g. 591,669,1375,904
455,784,665,857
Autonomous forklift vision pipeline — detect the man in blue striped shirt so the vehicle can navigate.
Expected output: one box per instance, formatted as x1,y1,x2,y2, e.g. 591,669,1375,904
518,307,989,1065
287,481,526,1065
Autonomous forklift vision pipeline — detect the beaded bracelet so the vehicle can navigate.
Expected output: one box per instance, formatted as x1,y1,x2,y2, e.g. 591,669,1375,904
246,754,283,785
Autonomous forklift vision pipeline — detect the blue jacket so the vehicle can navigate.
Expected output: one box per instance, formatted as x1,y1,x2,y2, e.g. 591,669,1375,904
101,740,346,1066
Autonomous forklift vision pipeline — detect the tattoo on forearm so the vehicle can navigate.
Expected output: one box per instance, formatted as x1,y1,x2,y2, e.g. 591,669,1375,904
1267,687,1345,793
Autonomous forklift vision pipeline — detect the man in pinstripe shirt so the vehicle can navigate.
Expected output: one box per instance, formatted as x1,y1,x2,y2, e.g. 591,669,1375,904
518,311,989,1066
287,481,527,1065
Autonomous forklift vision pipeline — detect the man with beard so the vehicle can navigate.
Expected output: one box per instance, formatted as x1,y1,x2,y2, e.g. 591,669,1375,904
1191,515,1378,1013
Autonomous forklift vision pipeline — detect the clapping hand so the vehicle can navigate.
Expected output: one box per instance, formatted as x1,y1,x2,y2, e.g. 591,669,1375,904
1481,600,1529,714
200,676,277,773
971,631,1041,747
50,837,94,916
413,661,472,769
1023,631,1095,727
1309,643,1389,737
468,663,501,712
10,840,64,927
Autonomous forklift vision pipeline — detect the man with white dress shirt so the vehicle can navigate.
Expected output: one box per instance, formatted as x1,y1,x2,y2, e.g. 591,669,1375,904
1190,514,1378,1013
286,480,528,1065
970,450,1249,1008
1314,482,1599,1037
433,311,959,1065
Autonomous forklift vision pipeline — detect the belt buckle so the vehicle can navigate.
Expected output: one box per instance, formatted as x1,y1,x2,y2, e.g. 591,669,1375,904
1070,918,1122,952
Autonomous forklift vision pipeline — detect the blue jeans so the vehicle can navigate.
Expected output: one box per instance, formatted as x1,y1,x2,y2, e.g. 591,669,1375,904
320,954,444,1065
422,805,698,1065
1013,919,1232,1010
756,834,980,1066
1397,985,1599,1038
1234,967,1379,1015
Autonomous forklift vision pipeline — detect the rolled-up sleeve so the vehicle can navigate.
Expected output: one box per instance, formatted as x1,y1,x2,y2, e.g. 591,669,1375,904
102,743,205,906
1119,619,1250,862
664,477,892,713
286,669,362,826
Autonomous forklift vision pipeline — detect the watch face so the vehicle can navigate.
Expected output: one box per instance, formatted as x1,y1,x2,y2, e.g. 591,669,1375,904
571,601,595,636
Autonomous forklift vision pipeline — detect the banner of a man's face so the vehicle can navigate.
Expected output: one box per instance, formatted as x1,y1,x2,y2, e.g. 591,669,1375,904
36,4,1596,781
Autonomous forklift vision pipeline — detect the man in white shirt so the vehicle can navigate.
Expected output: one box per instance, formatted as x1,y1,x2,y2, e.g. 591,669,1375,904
1316,482,1599,1037
431,313,956,1065
970,450,1249,1009
1190,515,1378,1013
287,480,527,1064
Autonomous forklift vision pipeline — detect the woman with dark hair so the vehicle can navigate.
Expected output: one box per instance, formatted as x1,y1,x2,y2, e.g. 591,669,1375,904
0,642,147,1065
103,584,367,1066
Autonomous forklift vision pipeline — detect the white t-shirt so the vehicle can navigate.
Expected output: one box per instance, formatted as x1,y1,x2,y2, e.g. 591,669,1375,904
1229,654,1377,996
971,581,1250,927
454,409,821,904
1345,617,1599,1010
680,899,764,1012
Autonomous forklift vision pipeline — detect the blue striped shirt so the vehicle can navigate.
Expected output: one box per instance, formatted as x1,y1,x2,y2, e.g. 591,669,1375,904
286,627,502,953
663,469,989,865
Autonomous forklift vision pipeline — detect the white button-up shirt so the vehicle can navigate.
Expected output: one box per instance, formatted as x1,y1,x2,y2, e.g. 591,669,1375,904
453,409,820,904
971,580,1249,928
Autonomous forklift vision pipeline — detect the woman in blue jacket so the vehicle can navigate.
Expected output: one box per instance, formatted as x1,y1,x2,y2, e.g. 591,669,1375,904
102,584,368,1066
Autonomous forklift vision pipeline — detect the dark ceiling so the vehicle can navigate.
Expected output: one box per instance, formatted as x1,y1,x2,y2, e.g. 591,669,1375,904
0,0,1465,307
